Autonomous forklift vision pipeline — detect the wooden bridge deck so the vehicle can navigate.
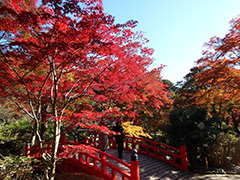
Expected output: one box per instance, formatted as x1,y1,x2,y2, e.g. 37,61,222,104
105,149,240,180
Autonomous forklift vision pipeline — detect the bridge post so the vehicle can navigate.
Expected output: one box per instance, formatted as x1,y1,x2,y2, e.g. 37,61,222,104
25,142,31,156
101,155,107,176
130,149,140,180
180,138,188,171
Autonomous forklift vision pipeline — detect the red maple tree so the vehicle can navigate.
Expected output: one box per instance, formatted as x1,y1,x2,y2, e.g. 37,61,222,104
0,0,171,178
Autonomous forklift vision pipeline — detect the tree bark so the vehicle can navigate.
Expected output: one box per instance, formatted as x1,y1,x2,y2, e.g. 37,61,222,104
49,119,61,180
232,114,240,134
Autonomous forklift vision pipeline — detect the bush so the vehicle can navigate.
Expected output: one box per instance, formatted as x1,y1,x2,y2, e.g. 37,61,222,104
0,120,32,156
163,107,219,166
55,172,103,180
0,154,39,180
207,132,240,169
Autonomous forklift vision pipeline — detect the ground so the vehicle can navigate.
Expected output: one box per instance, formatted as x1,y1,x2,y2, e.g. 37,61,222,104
55,172,103,180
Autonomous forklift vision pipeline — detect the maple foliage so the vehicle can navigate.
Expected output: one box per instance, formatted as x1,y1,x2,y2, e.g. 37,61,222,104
60,144,96,157
0,0,171,179
192,16,240,133
122,121,152,139
132,68,173,132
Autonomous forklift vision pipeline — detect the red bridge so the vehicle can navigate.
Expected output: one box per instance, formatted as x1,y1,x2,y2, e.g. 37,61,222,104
26,135,188,180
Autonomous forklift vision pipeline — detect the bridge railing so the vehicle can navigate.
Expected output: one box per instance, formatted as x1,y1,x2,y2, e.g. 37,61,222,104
26,141,52,158
26,134,187,180
123,136,188,172
80,135,188,172
26,136,139,180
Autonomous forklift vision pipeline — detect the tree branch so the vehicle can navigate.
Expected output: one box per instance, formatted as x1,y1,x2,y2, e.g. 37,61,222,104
0,49,38,121
8,98,34,119
59,61,114,118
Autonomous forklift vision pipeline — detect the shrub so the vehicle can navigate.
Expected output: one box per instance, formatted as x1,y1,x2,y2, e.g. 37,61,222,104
0,154,39,180
207,132,240,169
0,120,32,156
163,107,219,166
55,172,103,180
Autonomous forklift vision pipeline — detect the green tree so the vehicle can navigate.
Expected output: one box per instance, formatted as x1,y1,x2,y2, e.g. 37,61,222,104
165,107,218,166
162,79,178,93
173,66,203,109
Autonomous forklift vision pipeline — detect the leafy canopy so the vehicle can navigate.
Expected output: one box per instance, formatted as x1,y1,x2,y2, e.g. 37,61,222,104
0,1,171,178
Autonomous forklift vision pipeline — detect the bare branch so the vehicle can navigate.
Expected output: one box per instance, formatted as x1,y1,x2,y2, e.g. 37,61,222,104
0,32,6,40
8,98,34,119
0,49,38,121
59,61,114,118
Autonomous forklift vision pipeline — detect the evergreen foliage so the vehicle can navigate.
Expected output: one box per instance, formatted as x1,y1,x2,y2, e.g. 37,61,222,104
164,107,219,166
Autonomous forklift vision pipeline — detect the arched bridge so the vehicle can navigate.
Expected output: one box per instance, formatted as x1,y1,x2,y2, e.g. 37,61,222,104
26,135,189,180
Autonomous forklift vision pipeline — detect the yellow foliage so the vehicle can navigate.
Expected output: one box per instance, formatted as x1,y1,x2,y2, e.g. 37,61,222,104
122,122,152,139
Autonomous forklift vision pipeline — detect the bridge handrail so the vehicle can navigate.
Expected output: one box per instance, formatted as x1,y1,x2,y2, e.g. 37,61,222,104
123,136,188,171
58,146,131,180
61,140,131,169
126,136,180,151
26,138,136,180
77,135,188,172
26,134,187,180
26,141,52,158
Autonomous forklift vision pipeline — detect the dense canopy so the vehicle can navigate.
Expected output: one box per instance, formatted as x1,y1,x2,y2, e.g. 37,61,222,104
0,0,171,179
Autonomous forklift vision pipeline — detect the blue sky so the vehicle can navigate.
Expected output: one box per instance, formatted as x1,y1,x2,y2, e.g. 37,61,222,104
103,0,240,84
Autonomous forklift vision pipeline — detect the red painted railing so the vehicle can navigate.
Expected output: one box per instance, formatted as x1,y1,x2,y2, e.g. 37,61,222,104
124,136,188,171
26,135,187,180
26,136,139,180
82,135,188,172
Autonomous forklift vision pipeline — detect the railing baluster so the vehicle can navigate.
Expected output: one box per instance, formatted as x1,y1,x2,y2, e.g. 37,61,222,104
25,142,31,156
112,169,116,179
101,155,107,176
79,153,83,163
86,155,89,165
154,142,157,156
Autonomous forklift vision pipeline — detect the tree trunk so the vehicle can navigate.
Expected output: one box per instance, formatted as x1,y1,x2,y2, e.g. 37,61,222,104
40,121,48,142
232,114,240,134
49,120,61,180
31,123,38,146
40,105,49,142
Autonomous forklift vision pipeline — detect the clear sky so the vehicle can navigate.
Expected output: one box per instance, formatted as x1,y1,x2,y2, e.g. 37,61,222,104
102,0,240,84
